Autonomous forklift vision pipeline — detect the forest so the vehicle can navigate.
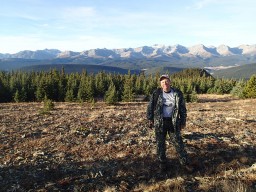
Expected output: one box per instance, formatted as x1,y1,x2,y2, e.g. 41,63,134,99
0,68,256,103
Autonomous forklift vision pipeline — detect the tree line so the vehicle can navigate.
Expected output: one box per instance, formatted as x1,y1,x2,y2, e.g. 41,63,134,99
0,68,256,104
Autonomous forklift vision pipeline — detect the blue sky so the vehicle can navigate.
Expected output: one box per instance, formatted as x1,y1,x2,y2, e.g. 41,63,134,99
0,0,255,53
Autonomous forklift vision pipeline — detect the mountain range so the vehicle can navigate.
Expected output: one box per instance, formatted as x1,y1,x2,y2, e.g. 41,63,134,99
1,44,256,60
1,44,256,79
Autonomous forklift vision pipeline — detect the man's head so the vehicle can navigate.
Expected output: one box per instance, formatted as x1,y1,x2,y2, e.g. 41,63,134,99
159,74,171,92
159,74,170,82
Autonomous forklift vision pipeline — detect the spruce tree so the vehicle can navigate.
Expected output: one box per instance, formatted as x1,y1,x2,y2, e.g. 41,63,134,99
65,73,79,102
244,75,256,98
77,74,87,102
14,90,21,103
231,79,246,98
95,72,108,98
105,82,118,105
122,72,135,102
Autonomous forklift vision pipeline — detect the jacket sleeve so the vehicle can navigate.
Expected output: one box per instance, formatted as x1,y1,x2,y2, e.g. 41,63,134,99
178,91,187,126
146,91,155,121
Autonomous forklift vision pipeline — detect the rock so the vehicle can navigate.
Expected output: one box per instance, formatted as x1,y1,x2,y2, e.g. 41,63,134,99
33,151,45,157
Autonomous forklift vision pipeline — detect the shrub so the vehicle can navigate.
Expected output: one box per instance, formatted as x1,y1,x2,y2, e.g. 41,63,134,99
43,97,54,112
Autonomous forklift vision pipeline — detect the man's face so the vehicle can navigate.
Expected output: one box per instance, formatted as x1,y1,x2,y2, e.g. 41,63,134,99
160,78,171,91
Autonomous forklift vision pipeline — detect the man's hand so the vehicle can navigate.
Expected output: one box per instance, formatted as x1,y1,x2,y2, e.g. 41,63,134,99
148,120,154,129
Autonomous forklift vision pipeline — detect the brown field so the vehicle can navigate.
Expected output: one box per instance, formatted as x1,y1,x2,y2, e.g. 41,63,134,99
0,94,256,191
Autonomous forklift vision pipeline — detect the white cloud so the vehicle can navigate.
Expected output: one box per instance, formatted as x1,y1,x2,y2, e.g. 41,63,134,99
61,6,96,19
194,0,214,9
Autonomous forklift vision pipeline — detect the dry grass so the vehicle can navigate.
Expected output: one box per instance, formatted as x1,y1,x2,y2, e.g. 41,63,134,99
0,94,256,191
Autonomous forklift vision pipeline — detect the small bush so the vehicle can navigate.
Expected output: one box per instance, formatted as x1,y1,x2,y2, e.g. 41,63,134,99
44,99,54,111
40,97,55,114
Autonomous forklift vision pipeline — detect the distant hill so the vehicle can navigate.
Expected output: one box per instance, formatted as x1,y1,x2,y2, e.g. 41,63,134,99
143,66,186,75
0,58,110,71
19,64,141,75
171,68,213,79
212,63,256,79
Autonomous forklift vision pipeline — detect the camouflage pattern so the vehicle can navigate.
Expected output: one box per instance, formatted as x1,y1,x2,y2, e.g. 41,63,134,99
147,87,189,165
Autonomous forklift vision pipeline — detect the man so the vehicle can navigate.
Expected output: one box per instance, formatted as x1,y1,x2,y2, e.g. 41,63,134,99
147,74,192,173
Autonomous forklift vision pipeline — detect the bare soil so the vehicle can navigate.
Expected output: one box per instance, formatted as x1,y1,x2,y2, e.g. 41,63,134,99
0,94,256,191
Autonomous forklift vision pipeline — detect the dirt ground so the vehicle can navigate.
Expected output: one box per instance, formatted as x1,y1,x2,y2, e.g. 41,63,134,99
0,94,256,191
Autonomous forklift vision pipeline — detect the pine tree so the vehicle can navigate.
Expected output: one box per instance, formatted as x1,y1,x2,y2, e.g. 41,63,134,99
65,73,79,102
144,74,158,96
244,75,256,98
95,72,108,98
47,69,60,101
231,79,246,98
135,73,145,95
42,96,55,112
190,89,198,102
0,72,12,102
86,77,96,102
58,67,67,101
36,77,47,101
14,90,21,103
77,75,95,102
122,72,135,102
105,82,118,105
65,89,75,102
77,74,87,102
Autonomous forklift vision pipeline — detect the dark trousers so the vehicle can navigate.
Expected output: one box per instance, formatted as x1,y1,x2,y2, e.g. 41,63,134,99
155,118,188,165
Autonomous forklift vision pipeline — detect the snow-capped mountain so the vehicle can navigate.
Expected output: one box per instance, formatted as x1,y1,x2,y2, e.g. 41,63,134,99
0,49,61,60
239,44,256,55
1,44,256,60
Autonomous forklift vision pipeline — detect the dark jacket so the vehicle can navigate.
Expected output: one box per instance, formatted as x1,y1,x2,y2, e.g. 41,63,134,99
146,87,187,132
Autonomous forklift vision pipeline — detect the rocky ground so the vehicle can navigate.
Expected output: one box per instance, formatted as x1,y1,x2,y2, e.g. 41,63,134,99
0,94,256,192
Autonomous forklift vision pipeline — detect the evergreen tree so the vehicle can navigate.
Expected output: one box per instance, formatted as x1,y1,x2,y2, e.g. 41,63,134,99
244,75,256,98
58,71,67,101
77,74,95,102
211,79,234,94
105,82,118,105
231,79,246,98
65,73,79,102
36,77,47,101
190,89,198,102
199,79,207,93
86,77,96,102
42,96,55,112
144,74,158,96
122,72,135,102
13,87,26,102
77,74,87,102
95,72,108,98
0,72,12,102
14,90,21,103
65,89,75,102
134,73,145,95
47,69,60,101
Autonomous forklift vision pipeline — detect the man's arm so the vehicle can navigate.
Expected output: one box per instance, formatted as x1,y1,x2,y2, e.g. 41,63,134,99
146,92,155,121
179,91,187,129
